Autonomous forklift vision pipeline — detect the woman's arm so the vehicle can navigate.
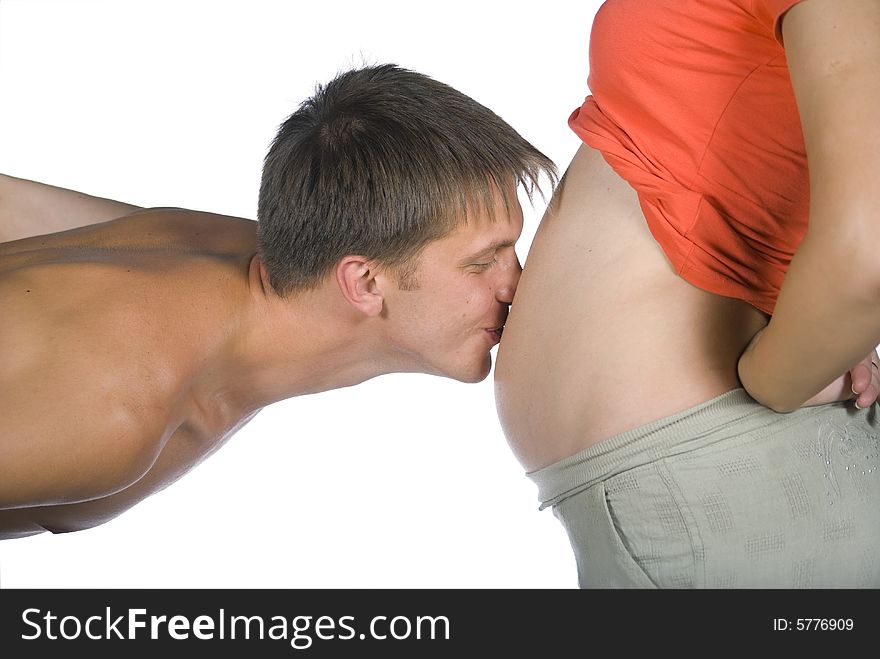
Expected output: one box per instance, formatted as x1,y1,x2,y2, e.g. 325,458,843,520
737,0,880,412
0,173,143,243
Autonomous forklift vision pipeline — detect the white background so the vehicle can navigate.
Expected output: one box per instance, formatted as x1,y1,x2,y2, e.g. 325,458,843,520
0,0,605,587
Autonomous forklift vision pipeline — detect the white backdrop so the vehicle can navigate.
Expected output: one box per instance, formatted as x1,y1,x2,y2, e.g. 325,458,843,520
0,0,605,587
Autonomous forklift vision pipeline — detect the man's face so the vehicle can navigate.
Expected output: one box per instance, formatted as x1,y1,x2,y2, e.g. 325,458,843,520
382,187,524,383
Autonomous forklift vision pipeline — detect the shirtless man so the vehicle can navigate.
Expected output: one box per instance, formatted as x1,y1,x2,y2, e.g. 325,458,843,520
0,64,555,539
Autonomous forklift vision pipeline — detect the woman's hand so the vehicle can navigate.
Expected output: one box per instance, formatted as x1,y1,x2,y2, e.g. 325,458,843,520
802,349,880,409
739,327,880,409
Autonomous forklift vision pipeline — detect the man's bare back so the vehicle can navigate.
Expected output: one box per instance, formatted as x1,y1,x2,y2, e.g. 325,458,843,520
0,63,555,544
0,211,261,537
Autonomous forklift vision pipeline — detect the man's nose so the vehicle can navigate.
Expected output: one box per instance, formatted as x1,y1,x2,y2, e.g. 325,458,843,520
496,254,522,304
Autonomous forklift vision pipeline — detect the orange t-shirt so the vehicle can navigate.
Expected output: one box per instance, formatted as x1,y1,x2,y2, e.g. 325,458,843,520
570,0,807,315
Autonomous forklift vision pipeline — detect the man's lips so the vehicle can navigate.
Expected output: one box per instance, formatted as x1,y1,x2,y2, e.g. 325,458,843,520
484,310,509,343
485,325,505,342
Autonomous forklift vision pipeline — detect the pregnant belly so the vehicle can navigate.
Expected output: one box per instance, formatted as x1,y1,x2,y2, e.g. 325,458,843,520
494,145,768,472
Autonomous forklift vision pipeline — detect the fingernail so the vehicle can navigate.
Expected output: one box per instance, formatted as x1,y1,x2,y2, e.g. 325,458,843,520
855,400,864,410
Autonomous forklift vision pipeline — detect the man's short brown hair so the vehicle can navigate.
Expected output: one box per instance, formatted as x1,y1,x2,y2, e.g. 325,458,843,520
257,63,556,294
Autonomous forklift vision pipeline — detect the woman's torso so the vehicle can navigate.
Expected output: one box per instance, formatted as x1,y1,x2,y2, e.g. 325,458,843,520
495,144,769,472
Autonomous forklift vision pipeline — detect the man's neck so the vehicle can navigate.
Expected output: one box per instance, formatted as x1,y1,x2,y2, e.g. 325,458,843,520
188,255,400,423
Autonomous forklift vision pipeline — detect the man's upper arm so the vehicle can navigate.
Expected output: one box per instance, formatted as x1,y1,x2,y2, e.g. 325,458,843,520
0,173,143,243
781,0,880,251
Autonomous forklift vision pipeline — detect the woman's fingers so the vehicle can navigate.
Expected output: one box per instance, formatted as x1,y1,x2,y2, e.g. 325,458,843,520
852,351,880,409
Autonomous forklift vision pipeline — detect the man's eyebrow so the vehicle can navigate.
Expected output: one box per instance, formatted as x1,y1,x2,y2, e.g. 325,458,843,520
461,239,516,263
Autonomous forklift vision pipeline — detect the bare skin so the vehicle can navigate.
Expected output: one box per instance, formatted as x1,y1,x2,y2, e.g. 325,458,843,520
496,0,880,472
496,144,773,470
0,211,262,535
0,184,523,538
737,0,880,411
497,144,878,472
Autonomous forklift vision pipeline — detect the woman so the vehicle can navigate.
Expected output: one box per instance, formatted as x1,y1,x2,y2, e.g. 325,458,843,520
495,0,880,587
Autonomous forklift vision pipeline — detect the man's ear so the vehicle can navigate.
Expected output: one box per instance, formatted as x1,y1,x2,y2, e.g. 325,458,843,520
335,256,385,317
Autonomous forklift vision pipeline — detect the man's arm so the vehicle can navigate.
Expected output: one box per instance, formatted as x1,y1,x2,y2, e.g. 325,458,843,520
0,173,143,243
737,0,880,412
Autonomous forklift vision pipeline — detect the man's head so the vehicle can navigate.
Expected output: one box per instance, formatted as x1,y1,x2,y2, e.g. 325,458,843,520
256,63,556,380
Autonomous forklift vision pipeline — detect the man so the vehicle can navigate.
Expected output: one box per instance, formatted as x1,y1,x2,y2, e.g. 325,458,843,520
0,64,556,539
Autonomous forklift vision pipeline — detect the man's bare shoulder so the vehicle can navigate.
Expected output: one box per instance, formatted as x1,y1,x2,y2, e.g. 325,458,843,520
0,363,170,510
0,207,257,509
0,257,183,505
0,406,263,539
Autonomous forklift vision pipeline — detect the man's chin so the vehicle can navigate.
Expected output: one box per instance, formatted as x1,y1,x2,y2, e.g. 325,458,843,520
450,354,493,384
